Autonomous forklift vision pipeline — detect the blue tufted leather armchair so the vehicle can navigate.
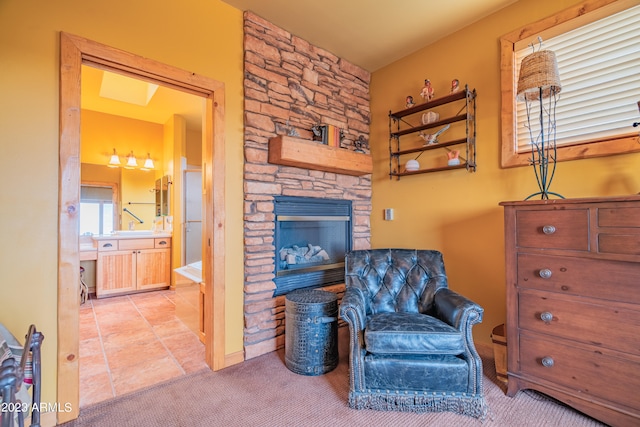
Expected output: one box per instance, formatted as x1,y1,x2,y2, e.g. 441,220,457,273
340,249,487,418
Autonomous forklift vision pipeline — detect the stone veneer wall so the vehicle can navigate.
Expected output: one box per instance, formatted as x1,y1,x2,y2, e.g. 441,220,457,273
242,11,372,359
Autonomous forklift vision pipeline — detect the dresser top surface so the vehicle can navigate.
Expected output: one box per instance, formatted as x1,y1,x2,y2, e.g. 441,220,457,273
499,194,640,207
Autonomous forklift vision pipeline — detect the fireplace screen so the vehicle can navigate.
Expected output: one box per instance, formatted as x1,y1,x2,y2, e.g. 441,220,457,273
274,196,352,296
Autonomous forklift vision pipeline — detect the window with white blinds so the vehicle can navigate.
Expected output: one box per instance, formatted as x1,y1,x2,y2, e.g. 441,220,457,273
80,185,116,235
515,4,640,153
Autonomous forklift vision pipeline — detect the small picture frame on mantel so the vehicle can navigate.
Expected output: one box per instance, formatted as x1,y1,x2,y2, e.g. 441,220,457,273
312,124,328,145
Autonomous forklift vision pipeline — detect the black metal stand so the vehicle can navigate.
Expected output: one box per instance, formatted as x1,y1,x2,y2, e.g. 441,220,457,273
523,87,564,200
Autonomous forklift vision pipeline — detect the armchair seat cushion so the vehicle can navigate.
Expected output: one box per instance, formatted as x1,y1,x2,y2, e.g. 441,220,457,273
365,312,464,356
364,353,469,392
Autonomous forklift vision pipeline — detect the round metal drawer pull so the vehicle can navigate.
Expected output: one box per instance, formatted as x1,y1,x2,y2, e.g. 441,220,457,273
542,225,556,235
540,311,553,323
539,269,553,279
541,357,554,368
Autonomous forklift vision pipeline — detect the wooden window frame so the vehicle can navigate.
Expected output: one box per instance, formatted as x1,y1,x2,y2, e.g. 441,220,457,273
500,0,640,168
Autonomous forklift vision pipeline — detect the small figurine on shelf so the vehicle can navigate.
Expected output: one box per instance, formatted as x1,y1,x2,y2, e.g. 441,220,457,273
311,124,328,144
450,79,460,94
420,79,434,102
406,95,415,108
447,150,461,166
419,132,437,145
353,135,369,153
419,124,450,145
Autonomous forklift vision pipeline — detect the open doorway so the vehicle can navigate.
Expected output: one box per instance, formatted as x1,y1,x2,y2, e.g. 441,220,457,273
77,63,206,406
59,32,226,423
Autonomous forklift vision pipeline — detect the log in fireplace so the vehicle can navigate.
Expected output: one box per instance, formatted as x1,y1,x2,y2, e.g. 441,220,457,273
273,196,352,296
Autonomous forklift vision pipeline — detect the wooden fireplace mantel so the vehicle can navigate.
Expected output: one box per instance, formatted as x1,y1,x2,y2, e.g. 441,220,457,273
268,135,373,176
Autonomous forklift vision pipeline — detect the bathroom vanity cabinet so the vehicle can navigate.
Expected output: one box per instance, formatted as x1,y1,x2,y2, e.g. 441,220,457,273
95,235,171,298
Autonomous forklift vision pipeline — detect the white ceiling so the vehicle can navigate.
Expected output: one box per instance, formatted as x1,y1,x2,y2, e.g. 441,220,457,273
82,0,518,130
220,0,518,72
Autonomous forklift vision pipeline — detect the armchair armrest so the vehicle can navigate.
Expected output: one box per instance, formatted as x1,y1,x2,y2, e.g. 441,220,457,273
434,288,485,396
339,283,369,394
339,285,367,332
434,288,484,332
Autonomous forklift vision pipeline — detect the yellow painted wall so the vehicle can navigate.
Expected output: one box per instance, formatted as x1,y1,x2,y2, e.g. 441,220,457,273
186,128,203,167
81,109,164,169
0,0,244,408
370,0,640,346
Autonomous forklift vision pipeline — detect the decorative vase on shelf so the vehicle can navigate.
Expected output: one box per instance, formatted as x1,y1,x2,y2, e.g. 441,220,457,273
421,111,439,125
447,150,461,166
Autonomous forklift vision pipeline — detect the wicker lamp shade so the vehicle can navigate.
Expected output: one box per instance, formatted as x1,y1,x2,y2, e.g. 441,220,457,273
517,50,562,101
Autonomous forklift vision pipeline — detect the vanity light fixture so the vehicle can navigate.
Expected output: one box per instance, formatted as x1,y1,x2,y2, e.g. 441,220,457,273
108,149,155,171
141,153,154,171
124,151,138,169
107,148,121,168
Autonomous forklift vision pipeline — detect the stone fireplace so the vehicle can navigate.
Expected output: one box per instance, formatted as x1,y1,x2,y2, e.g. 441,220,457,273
242,11,372,359
273,196,352,296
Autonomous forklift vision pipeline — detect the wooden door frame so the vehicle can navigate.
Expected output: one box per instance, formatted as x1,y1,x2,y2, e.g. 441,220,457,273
59,32,226,423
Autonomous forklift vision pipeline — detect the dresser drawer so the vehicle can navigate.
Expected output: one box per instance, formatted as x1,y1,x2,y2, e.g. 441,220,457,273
518,289,640,355
517,253,640,304
598,207,640,228
154,238,171,248
519,332,640,412
598,234,640,256
118,238,155,250
96,240,118,251
516,209,589,250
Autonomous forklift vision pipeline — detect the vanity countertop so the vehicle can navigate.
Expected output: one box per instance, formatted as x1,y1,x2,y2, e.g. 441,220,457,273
79,236,98,261
92,231,172,241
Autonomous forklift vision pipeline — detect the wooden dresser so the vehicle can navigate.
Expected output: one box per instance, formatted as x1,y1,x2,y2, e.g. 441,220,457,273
500,196,640,427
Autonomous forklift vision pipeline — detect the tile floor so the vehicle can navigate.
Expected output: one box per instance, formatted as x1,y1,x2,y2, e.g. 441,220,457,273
78,289,207,408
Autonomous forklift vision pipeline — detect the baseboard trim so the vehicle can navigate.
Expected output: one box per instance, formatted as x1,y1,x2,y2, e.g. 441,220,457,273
38,411,57,427
225,350,244,367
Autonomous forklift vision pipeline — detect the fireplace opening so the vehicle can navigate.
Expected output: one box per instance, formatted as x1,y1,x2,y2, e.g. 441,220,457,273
273,196,352,296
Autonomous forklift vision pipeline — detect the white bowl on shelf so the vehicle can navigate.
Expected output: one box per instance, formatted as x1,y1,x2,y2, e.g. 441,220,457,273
405,159,420,171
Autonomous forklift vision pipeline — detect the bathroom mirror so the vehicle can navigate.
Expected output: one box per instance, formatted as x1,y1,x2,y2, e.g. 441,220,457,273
81,164,164,232
155,175,171,216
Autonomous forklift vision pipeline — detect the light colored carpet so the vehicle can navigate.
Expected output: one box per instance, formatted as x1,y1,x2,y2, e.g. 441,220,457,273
61,327,606,426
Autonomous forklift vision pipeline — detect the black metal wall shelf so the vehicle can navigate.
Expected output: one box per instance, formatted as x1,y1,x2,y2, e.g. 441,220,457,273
389,86,476,179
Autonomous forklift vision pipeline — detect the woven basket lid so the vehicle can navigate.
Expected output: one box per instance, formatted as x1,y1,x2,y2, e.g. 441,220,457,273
516,50,562,101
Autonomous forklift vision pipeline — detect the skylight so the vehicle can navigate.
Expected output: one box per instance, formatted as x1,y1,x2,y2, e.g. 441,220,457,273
99,71,159,106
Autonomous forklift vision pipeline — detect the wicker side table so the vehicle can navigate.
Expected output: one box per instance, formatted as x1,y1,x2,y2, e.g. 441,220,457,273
285,289,338,375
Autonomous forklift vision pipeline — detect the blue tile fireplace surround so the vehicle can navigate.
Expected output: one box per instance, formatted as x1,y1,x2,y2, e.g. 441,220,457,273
273,196,353,296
